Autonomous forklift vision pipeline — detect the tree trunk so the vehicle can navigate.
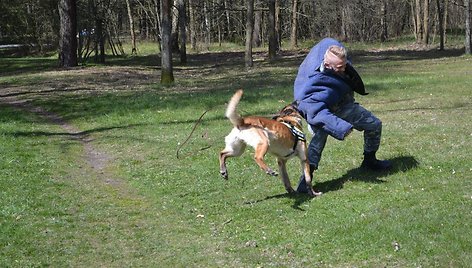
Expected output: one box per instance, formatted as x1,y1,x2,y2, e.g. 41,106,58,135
188,0,197,50
223,0,232,40
177,0,187,63
252,3,262,47
160,0,174,85
290,0,298,48
275,0,281,50
245,0,254,68
423,0,430,44
411,0,417,40
204,1,211,49
436,0,444,50
414,0,423,42
443,0,448,44
154,0,162,50
171,1,180,53
466,0,472,54
58,0,78,67
340,5,347,40
125,0,137,55
381,0,388,42
90,0,105,63
96,17,105,63
268,0,277,61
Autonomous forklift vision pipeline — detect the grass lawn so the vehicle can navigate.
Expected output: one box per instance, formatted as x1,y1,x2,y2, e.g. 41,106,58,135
1,41,471,267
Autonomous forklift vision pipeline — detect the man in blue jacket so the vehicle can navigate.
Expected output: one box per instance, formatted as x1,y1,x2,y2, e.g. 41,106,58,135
294,38,391,194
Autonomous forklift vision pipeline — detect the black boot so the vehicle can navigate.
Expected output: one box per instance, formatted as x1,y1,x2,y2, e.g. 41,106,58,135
361,151,392,171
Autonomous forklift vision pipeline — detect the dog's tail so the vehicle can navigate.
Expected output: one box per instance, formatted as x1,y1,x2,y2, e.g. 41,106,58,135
226,89,244,127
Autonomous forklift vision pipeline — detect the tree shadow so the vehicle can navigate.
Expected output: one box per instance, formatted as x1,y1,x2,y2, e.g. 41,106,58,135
1,46,465,79
0,87,96,98
0,56,58,77
350,47,465,63
4,123,146,139
246,155,419,210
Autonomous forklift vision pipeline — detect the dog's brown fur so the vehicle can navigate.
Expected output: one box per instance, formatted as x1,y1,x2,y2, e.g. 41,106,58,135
219,90,321,197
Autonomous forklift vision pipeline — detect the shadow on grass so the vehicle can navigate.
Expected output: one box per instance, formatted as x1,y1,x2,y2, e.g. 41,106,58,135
0,57,58,76
1,46,465,78
0,87,96,98
247,155,419,210
350,47,465,63
315,155,419,193
4,123,146,139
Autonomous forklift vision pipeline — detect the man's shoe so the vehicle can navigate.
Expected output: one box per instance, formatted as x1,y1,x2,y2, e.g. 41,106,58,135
361,151,392,171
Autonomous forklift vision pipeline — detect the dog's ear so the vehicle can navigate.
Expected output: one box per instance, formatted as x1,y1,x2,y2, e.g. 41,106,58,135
278,105,296,116
273,101,300,119
284,101,300,115
272,106,289,119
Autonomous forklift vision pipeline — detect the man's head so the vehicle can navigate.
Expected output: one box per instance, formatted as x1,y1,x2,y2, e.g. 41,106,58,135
323,45,347,74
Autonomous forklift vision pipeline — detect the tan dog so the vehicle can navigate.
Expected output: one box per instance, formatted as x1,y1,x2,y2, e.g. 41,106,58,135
219,90,321,197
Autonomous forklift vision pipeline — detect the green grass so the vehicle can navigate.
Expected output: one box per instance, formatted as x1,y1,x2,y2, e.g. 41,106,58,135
1,41,471,267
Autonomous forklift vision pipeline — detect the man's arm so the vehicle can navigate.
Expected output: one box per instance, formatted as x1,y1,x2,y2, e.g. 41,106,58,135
299,100,353,140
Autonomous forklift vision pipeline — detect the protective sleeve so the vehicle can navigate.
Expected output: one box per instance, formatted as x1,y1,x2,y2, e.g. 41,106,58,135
298,99,353,140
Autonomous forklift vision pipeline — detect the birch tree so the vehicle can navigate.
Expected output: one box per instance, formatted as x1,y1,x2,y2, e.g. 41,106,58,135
466,0,471,54
125,0,137,54
290,0,298,48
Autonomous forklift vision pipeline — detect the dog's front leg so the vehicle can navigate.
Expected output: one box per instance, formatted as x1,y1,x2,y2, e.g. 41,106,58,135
302,160,315,196
277,158,295,193
299,143,322,197
301,160,322,197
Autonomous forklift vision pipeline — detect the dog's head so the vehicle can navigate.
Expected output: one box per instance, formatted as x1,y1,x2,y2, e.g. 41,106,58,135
274,102,304,127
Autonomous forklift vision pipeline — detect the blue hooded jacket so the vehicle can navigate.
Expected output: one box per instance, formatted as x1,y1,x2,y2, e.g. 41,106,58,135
294,38,366,140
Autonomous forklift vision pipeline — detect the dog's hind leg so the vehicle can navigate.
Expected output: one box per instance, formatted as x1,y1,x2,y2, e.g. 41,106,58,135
219,131,246,179
253,137,278,176
277,159,295,193
219,151,230,179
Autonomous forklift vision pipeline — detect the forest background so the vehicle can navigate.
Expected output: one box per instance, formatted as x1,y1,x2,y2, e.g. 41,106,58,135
1,0,471,71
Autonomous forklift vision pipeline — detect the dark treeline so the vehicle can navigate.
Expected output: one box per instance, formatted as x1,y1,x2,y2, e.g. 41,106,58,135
1,0,471,66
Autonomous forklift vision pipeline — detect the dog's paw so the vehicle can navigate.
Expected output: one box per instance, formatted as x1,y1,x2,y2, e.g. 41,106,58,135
266,169,278,176
220,170,229,180
308,189,323,197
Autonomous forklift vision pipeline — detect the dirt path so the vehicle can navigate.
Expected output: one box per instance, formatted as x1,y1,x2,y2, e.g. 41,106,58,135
0,96,127,189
